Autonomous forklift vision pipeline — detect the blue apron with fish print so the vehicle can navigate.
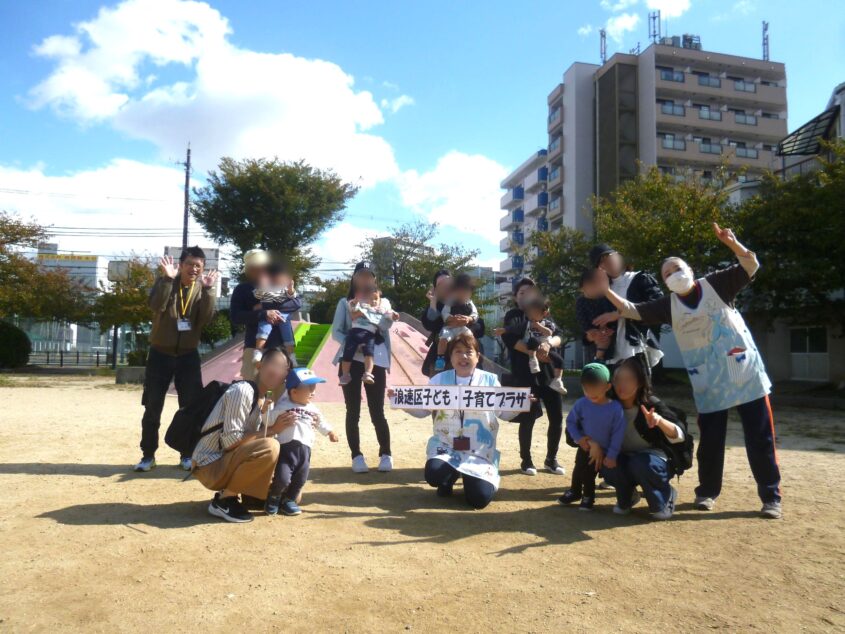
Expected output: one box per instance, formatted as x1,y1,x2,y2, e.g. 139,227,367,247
670,278,771,414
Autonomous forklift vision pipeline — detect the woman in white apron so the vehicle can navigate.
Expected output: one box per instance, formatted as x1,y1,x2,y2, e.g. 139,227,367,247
599,223,782,520
393,332,518,509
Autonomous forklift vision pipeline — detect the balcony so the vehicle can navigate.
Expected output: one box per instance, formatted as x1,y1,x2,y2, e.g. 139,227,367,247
656,71,787,109
497,281,514,297
660,102,685,117
499,231,524,252
657,140,775,169
700,142,722,155
499,255,525,274
548,134,562,160
548,165,562,189
536,218,549,232
524,191,549,216
500,186,524,210
499,207,525,231
547,106,562,132
548,196,562,219
735,112,757,126
523,167,549,193
661,137,686,151
655,105,787,142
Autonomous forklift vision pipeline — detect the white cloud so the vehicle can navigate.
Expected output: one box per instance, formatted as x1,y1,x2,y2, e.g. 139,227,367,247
600,0,639,11
397,151,509,245
645,0,691,19
27,0,399,187
605,13,641,43
577,24,594,37
380,94,415,114
312,222,386,276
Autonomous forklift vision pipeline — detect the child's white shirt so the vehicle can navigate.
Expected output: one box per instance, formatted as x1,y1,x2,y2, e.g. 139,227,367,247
350,297,391,331
270,394,332,448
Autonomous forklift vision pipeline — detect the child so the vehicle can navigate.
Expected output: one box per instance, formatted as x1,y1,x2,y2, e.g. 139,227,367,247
558,363,625,511
265,368,338,516
575,268,617,363
434,273,478,372
254,263,303,366
521,296,567,395
340,283,396,385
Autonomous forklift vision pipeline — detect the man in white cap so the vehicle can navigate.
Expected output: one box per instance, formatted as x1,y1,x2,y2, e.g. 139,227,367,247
230,248,280,380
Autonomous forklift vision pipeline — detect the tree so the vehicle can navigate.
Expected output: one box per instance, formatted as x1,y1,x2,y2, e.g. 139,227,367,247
737,140,845,325
357,221,480,316
92,258,156,337
519,226,593,346
201,310,232,348
192,157,358,276
308,277,351,324
592,164,739,277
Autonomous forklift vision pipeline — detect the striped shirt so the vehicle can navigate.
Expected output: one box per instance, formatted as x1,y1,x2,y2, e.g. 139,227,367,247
192,382,264,468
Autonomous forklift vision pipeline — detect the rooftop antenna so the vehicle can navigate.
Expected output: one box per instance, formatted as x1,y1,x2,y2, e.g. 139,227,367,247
629,42,641,55
600,28,607,64
649,10,661,43
762,21,770,61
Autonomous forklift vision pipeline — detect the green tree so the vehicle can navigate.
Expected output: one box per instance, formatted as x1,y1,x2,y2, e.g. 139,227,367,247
192,157,358,276
358,221,480,316
201,310,232,348
737,140,845,325
519,226,593,346
308,277,351,324
592,164,738,277
92,258,156,338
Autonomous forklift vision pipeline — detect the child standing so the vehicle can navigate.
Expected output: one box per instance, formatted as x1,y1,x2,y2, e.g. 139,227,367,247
434,273,478,372
265,368,338,516
558,363,625,511
254,263,303,366
575,268,617,363
340,283,397,386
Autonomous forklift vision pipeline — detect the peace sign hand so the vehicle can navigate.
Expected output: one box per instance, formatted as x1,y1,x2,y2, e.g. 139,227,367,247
159,255,179,279
201,269,219,288
640,404,661,429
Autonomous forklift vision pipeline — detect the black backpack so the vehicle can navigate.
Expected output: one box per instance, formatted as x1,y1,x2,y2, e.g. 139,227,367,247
664,404,695,477
164,380,258,456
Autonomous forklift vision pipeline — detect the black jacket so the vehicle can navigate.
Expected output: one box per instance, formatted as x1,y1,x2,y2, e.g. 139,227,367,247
420,302,485,377
629,396,693,477
500,307,562,388
621,271,664,348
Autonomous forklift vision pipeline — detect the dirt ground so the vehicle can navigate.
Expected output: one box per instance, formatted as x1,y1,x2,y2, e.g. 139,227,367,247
0,375,843,633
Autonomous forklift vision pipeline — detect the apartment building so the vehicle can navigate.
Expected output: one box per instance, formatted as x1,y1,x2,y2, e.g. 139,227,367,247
499,34,788,289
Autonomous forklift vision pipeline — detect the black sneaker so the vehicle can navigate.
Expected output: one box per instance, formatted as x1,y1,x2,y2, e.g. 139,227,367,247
208,493,253,523
557,489,581,506
436,482,454,497
544,458,566,475
520,460,538,476
578,496,595,511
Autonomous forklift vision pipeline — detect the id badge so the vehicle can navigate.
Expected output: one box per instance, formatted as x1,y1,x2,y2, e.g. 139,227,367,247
177,319,192,332
452,436,470,451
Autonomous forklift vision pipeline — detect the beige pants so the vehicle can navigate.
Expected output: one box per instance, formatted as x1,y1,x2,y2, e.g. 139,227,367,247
193,437,280,499
240,348,257,380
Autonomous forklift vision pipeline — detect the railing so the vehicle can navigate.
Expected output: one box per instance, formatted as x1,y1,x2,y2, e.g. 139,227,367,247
548,108,561,124
734,80,757,93
735,147,759,159
659,69,684,82
660,103,685,116
697,75,721,88
699,108,722,121
549,167,560,182
549,136,561,152
661,137,686,150
700,143,722,155
28,351,117,367
735,113,758,125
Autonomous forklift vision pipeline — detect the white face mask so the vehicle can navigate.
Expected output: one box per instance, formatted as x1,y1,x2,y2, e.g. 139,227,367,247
666,269,695,294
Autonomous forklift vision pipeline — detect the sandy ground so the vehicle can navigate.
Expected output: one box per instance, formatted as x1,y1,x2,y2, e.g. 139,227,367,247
0,375,843,633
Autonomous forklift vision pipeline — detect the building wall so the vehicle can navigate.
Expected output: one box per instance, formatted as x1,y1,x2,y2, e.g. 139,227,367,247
562,62,599,234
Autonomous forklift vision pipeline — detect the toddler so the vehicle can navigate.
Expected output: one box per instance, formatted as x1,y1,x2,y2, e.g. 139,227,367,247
558,363,625,511
575,267,617,362
265,368,338,516
434,273,478,372
254,263,302,366
340,284,397,385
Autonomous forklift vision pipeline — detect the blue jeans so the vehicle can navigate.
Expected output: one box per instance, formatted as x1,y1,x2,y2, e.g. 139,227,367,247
601,452,672,512
257,318,295,347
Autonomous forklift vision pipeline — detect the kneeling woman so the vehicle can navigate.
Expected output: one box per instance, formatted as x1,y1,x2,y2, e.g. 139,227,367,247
395,332,516,509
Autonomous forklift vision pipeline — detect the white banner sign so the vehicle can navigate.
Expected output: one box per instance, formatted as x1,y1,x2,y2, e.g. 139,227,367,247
389,385,532,412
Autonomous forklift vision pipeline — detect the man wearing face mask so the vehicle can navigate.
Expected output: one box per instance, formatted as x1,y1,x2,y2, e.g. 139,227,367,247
598,223,782,520
589,244,664,374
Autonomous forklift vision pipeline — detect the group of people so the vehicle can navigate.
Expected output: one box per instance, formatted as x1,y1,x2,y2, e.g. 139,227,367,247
131,221,782,524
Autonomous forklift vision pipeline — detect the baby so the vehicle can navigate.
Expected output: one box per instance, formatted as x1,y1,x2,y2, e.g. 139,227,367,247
575,267,617,363
522,295,567,395
265,368,338,516
254,263,302,366
434,273,478,372
340,283,398,385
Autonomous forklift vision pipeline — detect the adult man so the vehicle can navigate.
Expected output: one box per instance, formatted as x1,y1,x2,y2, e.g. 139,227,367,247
590,244,664,374
230,249,282,381
134,246,218,472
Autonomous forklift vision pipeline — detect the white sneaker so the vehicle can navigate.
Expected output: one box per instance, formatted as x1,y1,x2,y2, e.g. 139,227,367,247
528,355,541,373
520,462,538,476
352,455,369,473
695,496,716,511
179,456,193,471
761,501,782,519
651,486,677,521
613,490,641,515
598,479,615,490
549,377,567,395
377,454,393,472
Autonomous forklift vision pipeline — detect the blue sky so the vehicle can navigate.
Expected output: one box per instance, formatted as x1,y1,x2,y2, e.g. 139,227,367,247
0,0,842,276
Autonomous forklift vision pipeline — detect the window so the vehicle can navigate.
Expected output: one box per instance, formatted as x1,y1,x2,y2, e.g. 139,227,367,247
760,80,778,87
736,147,759,158
548,107,561,124
734,80,757,93
697,74,721,88
660,101,685,116
660,133,686,150
549,135,561,152
700,141,722,154
658,67,684,82
698,106,722,121
549,166,560,181
761,112,779,119
790,327,828,354
762,144,773,151
790,326,829,381
736,112,758,125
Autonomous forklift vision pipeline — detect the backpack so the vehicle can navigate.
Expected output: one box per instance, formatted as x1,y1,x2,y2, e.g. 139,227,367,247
164,380,258,456
664,404,695,477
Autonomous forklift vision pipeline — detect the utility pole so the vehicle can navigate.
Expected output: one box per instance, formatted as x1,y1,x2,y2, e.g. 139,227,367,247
182,144,191,250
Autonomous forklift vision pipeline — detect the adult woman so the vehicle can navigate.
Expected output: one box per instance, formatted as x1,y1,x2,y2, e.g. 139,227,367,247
602,358,690,520
331,261,397,474
420,269,485,377
192,348,296,523
600,223,782,519
500,278,566,476
396,332,516,509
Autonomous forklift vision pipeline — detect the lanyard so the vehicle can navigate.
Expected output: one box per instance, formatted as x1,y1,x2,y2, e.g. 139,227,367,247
179,282,195,317
455,369,475,438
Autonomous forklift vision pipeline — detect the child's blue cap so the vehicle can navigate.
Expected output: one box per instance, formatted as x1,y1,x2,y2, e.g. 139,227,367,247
286,367,326,390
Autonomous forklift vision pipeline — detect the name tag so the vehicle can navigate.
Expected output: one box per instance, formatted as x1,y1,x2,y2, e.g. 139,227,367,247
452,436,470,451
177,319,192,332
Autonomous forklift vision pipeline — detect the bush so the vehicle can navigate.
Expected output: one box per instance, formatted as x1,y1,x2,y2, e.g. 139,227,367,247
201,311,232,348
0,321,32,368
126,350,147,367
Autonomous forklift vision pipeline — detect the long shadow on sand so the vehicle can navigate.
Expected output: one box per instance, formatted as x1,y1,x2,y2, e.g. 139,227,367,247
0,462,194,482
37,500,218,531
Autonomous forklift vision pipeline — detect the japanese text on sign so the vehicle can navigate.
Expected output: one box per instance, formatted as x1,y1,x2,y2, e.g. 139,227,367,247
389,385,531,412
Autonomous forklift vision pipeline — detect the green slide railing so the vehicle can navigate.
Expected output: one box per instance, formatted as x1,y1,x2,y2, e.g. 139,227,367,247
292,322,332,368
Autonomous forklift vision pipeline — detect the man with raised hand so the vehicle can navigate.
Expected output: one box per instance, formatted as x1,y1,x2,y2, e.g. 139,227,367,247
134,246,218,473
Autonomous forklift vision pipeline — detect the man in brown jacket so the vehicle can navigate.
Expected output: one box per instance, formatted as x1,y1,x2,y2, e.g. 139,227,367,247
134,246,218,472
